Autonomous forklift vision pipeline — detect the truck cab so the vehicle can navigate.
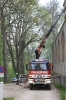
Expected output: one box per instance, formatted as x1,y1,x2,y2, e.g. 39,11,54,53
27,59,52,90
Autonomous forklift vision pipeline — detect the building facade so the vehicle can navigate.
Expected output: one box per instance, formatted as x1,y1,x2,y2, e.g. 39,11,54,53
52,20,66,85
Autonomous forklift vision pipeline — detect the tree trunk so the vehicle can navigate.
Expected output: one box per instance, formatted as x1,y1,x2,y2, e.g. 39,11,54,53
20,52,24,74
1,8,8,83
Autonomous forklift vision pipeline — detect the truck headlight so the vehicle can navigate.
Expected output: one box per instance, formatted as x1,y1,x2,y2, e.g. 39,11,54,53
47,76,51,78
46,80,51,83
29,75,32,78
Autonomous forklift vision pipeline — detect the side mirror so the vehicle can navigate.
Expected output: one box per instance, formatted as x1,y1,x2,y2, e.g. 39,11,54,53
26,64,28,71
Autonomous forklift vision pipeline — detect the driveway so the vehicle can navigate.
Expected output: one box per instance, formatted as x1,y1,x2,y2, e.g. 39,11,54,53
3,83,60,100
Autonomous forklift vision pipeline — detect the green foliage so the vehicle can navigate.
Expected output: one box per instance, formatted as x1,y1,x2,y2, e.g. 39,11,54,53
8,63,16,82
43,34,53,60
53,83,66,100
0,0,63,82
4,97,14,100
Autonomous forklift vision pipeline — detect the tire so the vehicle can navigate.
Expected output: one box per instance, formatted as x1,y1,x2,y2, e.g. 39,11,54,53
48,85,51,90
30,84,33,90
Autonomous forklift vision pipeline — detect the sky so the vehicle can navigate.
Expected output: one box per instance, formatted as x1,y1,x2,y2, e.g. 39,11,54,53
39,0,64,8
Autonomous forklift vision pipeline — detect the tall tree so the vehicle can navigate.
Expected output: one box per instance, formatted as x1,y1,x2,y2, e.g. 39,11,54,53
0,0,62,82
4,0,40,74
0,0,8,82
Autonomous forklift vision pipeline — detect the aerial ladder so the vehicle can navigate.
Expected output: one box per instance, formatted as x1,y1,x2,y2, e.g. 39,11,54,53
35,9,64,59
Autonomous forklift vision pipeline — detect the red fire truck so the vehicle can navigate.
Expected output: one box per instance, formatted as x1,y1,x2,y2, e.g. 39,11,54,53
26,59,52,90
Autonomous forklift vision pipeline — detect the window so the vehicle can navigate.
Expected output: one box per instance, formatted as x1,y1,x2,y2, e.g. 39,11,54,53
61,31,65,61
58,39,60,63
30,63,50,70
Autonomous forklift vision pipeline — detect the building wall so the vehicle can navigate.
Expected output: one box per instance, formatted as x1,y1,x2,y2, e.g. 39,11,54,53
52,20,66,85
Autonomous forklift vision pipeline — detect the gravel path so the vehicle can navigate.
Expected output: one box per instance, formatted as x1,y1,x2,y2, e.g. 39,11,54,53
3,83,60,100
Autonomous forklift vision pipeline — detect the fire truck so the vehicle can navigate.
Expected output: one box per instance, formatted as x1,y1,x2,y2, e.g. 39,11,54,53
26,59,52,90
26,9,64,90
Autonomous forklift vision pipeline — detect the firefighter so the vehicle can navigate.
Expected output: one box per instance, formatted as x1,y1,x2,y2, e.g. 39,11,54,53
23,75,28,88
16,73,19,85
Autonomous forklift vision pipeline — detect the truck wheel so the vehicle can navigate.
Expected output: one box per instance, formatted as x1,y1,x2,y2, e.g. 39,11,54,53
48,85,51,90
30,84,33,90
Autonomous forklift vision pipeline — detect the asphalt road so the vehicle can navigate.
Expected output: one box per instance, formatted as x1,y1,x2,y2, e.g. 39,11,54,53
3,83,60,100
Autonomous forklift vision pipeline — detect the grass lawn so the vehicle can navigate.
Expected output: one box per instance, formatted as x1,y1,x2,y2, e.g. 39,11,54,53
53,83,66,100
3,97,14,100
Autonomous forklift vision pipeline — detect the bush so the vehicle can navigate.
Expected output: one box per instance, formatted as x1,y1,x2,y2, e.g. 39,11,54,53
53,83,66,100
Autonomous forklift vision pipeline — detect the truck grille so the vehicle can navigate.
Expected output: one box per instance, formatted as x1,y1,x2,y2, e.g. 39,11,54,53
37,74,42,78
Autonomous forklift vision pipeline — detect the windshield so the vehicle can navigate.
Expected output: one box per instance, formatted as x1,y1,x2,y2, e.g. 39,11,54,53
30,63,50,71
